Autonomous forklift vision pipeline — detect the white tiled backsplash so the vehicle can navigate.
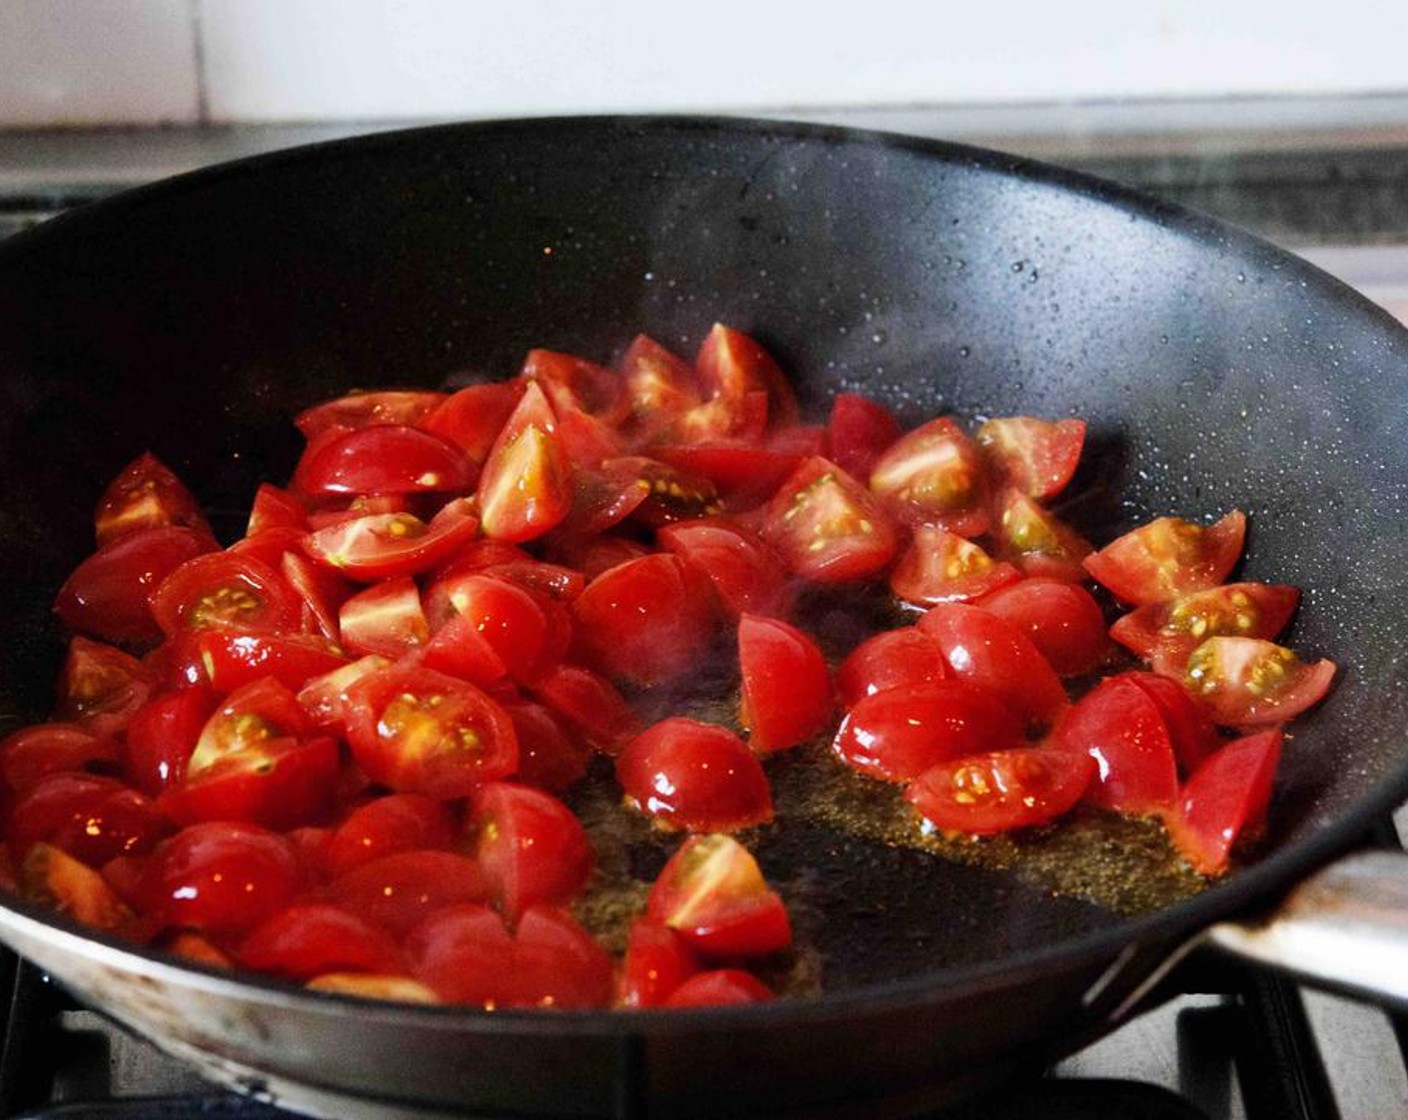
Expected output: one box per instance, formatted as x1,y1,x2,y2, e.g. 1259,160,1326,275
2,0,1407,127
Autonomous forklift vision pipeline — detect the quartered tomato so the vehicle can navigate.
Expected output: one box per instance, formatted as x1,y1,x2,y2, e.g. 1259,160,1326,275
694,323,799,437
832,681,1024,782
476,381,573,542
646,833,791,959
498,698,593,792
323,850,490,937
869,416,989,536
1125,672,1221,774
663,969,774,1007
657,517,791,619
187,628,348,695
159,734,339,830
975,416,1085,500
889,526,1020,607
424,573,559,682
523,348,629,427
977,577,1109,677
618,917,702,1008
617,718,773,832
1051,674,1179,815
988,488,1092,582
246,483,309,537
737,614,832,753
421,381,525,462
826,392,903,482
617,334,702,441
56,637,155,725
94,452,212,547
1166,729,1282,876
339,577,429,658
1083,510,1247,605
236,903,402,980
303,497,479,581
324,793,456,878
294,424,475,498
0,723,118,794
7,772,167,866
342,665,518,798
1111,582,1301,672
123,687,215,794
1182,637,1336,727
528,664,641,755
294,390,447,439
907,748,1097,836
762,456,898,583
149,552,300,638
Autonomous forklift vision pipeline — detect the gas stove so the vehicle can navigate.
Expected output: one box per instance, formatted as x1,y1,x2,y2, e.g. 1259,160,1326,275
2,105,1408,1119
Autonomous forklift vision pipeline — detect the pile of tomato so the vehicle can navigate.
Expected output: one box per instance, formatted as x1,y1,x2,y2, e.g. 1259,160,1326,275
0,324,1335,1010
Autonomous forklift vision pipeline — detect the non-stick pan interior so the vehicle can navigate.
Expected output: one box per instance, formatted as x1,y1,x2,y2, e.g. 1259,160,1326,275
1,117,1407,992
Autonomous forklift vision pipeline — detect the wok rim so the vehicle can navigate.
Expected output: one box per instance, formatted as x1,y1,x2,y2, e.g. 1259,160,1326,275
1,112,1406,1034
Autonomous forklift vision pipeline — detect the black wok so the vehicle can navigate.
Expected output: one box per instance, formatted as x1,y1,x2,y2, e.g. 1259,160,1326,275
1,116,1407,1119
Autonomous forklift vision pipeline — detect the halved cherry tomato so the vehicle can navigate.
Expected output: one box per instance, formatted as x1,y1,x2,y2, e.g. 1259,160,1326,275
654,442,802,509
7,772,167,865
498,698,593,792
468,782,593,922
237,903,402,979
528,665,641,755
94,453,211,547
280,551,352,643
917,602,1069,728
618,917,702,1008
56,637,155,725
477,381,573,542
889,526,1020,607
159,735,339,830
869,416,989,536
1050,674,1179,815
975,417,1085,500
762,457,898,583
523,348,629,426
188,628,348,695
663,969,774,1007
294,424,475,498
246,483,308,537
1124,671,1221,774
404,903,613,1009
738,614,833,753
421,381,525,462
835,627,950,708
832,681,1024,782
303,497,479,582
827,392,903,482
977,577,1109,677
1083,510,1247,606
657,517,791,619
1183,637,1336,727
618,334,702,442
423,574,558,682
56,526,219,646
137,821,304,936
188,676,311,775
149,552,300,638
342,665,518,798
646,833,791,959
294,390,447,440
571,553,717,687
906,748,1096,836
123,687,215,794
0,723,118,794
695,323,800,435
1166,728,1282,876
323,850,490,937
1111,582,1301,672
324,793,456,878
295,655,390,733
617,718,773,832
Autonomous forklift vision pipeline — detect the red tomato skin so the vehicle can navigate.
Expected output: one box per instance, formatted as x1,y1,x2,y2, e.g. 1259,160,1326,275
406,903,614,1010
421,381,526,463
322,850,491,937
294,390,447,440
138,821,304,936
618,917,702,1008
339,578,429,659
523,348,630,426
7,773,167,866
737,614,833,753
246,483,309,537
906,748,1096,836
0,723,118,794
469,782,594,922
1166,728,1282,876
617,718,773,832
975,417,1085,500
342,665,518,799
832,681,1025,783
528,665,641,756
56,526,219,647
294,424,475,498
657,517,792,619
762,457,898,584
1124,672,1220,774
1083,510,1247,606
917,602,1069,728
827,392,903,482
889,526,1021,607
653,443,802,509
499,699,593,792
663,969,774,1007
123,687,215,794
237,903,403,980
1050,674,1180,815
835,628,950,709
977,577,1110,677
618,334,701,441
695,323,800,434
646,834,792,960
571,553,717,687
324,794,456,878
303,499,479,583
94,452,211,547
424,574,554,683
187,629,349,696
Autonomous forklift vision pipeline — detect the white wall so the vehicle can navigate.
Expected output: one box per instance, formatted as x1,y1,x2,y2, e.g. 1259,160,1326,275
2,0,1406,127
